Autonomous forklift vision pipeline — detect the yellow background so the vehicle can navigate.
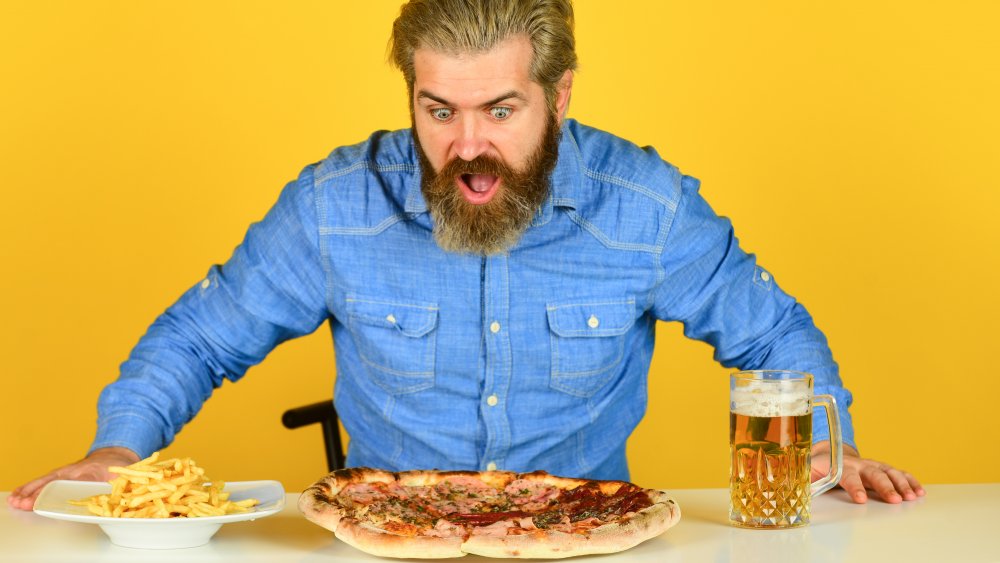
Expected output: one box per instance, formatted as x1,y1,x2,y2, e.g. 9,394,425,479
2,1,998,492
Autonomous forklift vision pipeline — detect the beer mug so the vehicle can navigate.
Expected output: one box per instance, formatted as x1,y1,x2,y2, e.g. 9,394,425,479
729,370,843,528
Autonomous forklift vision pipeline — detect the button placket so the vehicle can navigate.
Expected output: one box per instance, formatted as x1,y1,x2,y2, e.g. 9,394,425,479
481,255,512,471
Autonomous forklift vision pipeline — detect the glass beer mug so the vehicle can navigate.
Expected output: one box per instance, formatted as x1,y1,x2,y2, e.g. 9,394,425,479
729,370,843,528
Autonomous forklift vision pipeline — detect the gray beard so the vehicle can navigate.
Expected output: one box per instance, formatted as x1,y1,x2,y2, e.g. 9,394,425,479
414,115,561,255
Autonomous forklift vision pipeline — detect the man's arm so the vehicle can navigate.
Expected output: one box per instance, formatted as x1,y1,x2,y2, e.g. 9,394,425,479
8,164,330,509
651,175,922,503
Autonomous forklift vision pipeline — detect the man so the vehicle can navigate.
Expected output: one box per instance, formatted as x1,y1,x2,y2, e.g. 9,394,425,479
10,0,922,510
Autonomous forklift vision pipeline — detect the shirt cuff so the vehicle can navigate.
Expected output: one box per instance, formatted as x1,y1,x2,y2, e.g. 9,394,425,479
88,412,164,459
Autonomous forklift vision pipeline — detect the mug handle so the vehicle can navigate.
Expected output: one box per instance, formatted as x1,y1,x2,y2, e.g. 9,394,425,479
810,394,844,497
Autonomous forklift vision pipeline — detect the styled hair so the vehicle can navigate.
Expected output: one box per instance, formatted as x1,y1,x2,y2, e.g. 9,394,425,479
388,0,578,114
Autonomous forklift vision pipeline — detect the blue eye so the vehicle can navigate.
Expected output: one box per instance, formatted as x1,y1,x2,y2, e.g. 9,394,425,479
431,108,453,121
490,107,512,120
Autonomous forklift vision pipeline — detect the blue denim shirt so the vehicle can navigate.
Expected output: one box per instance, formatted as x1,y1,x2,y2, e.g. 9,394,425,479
92,119,855,480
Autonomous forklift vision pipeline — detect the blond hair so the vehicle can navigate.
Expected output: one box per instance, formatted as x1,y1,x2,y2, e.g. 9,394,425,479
388,0,578,114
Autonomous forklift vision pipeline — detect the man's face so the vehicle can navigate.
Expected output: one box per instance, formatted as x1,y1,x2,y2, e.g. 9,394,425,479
411,35,567,255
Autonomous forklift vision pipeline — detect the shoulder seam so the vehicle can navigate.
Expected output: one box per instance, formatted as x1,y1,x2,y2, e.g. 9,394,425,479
581,167,678,211
315,161,418,184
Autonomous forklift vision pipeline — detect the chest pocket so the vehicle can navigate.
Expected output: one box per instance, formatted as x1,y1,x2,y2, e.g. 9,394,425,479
546,298,636,397
346,296,438,394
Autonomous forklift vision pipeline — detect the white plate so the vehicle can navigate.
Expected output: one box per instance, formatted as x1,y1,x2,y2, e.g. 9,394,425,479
33,480,285,549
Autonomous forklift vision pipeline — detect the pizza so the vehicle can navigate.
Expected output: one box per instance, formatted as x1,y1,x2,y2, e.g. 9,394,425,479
298,467,680,559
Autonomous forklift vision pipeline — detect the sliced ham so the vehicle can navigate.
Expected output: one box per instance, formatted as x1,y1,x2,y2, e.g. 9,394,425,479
422,518,468,538
505,479,560,509
545,515,574,534
339,482,389,505
470,520,515,537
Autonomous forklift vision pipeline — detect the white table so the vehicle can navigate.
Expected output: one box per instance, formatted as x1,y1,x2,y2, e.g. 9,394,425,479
3,485,997,562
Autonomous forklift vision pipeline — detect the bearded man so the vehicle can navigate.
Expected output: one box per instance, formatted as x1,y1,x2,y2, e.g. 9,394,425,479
9,0,922,510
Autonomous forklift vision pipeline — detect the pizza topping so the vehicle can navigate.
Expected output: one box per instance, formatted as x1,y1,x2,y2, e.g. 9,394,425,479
446,510,532,526
505,479,560,511
330,470,658,539
470,519,516,537
558,481,654,522
531,509,566,529
365,496,439,530
570,516,603,531
340,482,390,505
381,520,421,536
422,517,469,539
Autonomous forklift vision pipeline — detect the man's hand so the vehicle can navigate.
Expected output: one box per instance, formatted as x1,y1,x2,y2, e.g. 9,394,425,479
811,441,924,504
6,447,141,511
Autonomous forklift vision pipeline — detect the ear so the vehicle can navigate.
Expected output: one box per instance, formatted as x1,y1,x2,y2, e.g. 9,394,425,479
554,69,574,124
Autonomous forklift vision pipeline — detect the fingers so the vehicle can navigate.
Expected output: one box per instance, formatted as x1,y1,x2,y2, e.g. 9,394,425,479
827,453,925,504
836,466,869,504
856,462,925,503
885,468,919,501
860,464,903,503
7,449,142,512
6,473,57,511
899,469,926,498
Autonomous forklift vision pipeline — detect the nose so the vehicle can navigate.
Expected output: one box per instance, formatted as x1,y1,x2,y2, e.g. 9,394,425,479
452,115,491,162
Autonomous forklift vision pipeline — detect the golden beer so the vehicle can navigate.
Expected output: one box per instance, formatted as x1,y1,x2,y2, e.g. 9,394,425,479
728,370,842,529
729,412,812,528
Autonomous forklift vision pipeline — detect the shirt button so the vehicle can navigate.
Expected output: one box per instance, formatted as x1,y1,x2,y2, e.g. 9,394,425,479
487,394,498,407
587,315,600,329
386,314,396,324
200,279,211,289
490,321,501,334
761,271,771,282
486,462,497,471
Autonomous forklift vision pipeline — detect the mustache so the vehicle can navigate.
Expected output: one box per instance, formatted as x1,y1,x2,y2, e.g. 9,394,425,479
437,153,514,179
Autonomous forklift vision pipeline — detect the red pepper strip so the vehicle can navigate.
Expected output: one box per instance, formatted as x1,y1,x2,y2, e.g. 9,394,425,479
446,511,532,526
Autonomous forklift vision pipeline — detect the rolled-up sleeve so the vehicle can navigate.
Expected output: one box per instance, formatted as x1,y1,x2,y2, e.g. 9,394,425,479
650,175,855,450
90,164,329,457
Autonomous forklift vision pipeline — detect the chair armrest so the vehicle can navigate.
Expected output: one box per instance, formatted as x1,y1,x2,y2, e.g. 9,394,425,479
282,400,336,429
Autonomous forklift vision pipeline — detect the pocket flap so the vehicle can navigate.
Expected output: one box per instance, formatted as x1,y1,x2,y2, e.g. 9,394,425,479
546,298,635,337
346,297,439,338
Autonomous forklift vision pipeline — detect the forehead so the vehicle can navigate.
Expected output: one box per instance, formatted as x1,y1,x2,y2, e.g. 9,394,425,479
412,35,539,105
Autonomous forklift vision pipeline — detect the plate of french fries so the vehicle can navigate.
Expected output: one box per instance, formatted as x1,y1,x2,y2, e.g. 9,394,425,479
32,453,284,549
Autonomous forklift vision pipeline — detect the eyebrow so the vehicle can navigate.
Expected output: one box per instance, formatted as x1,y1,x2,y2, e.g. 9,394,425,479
416,89,527,108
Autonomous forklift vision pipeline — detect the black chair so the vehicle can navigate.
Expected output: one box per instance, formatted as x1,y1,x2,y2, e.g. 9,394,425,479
282,399,346,472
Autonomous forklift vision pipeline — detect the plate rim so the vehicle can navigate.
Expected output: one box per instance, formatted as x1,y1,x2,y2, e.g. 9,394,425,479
33,479,286,525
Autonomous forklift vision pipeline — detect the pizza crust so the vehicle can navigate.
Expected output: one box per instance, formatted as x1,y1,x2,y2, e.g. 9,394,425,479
299,468,681,559
462,492,680,559
336,518,466,559
298,470,470,558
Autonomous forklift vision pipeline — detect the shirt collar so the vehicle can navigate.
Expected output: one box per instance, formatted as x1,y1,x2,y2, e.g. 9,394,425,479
404,133,428,214
403,119,583,222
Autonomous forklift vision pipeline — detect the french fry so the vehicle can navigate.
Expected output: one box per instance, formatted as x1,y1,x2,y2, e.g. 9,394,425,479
70,454,259,518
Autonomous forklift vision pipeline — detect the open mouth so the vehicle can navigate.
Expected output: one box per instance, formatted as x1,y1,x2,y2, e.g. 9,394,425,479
457,173,501,205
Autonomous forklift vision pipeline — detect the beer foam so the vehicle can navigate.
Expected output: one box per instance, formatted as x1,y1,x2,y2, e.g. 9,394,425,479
731,381,810,417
